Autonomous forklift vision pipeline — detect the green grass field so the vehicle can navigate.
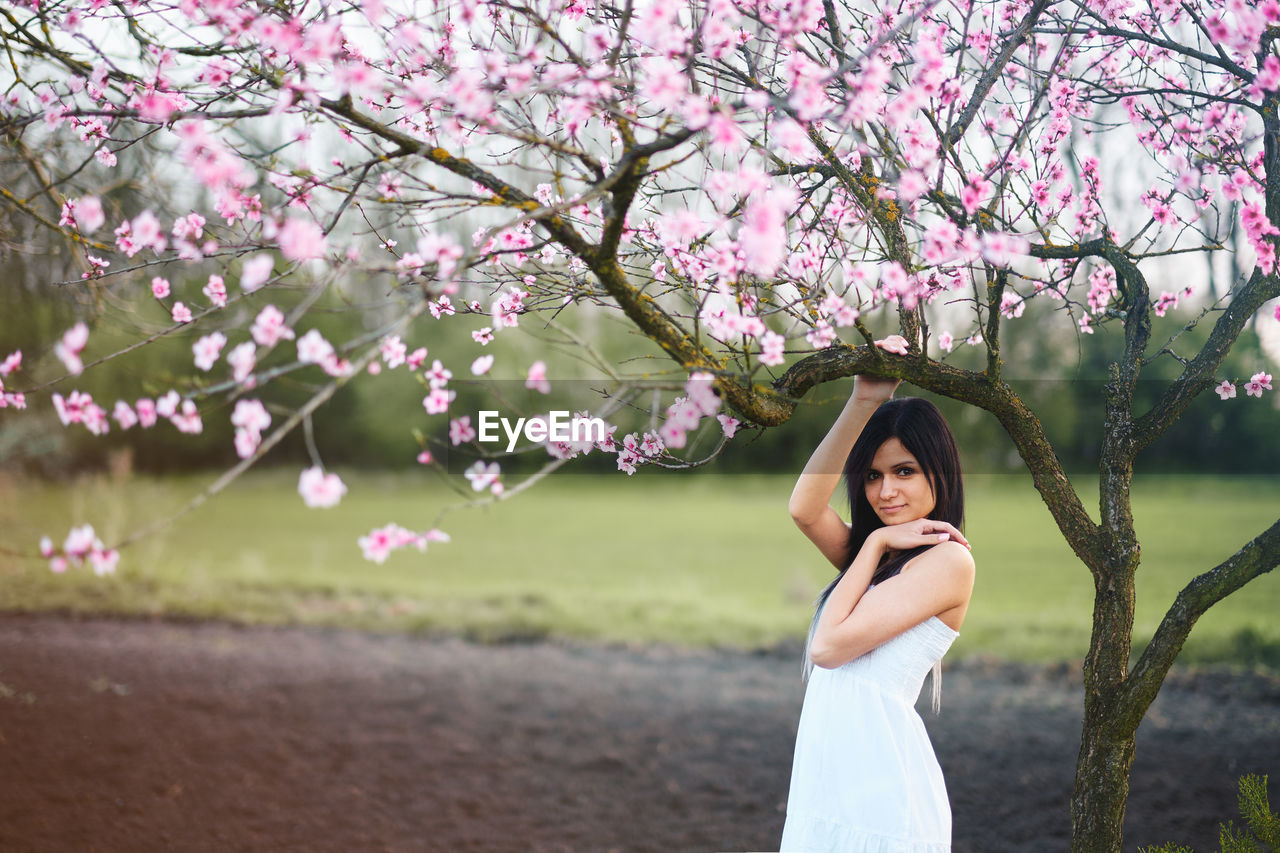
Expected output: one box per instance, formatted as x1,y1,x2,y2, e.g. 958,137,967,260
1,469,1277,668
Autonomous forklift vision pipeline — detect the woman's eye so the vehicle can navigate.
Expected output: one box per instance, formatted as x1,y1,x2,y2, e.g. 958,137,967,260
897,467,914,476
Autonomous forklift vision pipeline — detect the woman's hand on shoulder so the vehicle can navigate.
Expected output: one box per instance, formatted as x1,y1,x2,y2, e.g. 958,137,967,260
870,517,970,553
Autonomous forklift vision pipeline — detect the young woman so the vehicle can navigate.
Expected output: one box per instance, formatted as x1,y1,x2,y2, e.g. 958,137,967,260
780,376,974,852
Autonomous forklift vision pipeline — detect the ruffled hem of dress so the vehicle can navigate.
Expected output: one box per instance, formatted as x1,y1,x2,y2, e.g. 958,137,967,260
780,812,949,853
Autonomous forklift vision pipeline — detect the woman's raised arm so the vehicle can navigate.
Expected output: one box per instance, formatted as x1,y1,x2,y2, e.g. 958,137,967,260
788,376,900,568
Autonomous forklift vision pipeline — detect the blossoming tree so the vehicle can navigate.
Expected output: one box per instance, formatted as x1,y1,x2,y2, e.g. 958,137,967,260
0,0,1278,847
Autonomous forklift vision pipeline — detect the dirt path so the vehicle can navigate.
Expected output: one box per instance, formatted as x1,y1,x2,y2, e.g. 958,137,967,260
0,615,1276,852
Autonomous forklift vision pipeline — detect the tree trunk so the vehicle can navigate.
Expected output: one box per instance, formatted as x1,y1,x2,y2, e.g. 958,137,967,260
1070,711,1138,851
1070,559,1140,851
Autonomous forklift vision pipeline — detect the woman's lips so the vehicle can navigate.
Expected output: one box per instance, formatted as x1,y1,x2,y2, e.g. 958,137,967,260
881,504,906,513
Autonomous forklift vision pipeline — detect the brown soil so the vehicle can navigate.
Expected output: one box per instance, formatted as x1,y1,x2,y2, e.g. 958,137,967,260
0,615,1276,852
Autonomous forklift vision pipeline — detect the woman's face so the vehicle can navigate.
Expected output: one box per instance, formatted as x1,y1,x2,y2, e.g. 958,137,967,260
864,437,936,526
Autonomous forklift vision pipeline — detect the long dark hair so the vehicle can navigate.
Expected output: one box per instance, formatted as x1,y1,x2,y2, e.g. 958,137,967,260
814,396,965,614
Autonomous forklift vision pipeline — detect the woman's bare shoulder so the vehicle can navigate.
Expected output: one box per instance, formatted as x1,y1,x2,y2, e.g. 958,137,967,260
904,539,975,577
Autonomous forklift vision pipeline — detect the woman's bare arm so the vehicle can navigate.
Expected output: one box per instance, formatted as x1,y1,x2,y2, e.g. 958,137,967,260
809,528,974,669
788,377,899,568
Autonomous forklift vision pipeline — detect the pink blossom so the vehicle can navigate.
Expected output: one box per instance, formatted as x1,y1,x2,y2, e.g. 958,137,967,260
526,360,551,394
296,329,334,364
298,467,347,508
425,360,452,388
416,232,464,281
806,321,837,349
464,460,501,491
64,524,97,560
666,398,702,432
133,89,185,123
357,523,437,563
226,341,256,384
199,275,226,308
717,414,739,438
417,450,433,465
617,448,640,475
449,416,476,446
1153,290,1180,317
172,212,206,241
491,287,527,329
89,547,120,576
155,390,180,418
136,398,158,428
999,293,1025,319
171,302,193,323
1215,380,1237,400
640,432,664,458
658,419,687,450
685,372,721,417
961,173,992,216
240,253,274,292
231,398,271,458
472,327,494,346
423,387,455,414
980,232,1030,267
192,331,227,371
277,218,327,261
171,399,203,434
471,355,494,375
53,390,93,426
131,211,166,255
112,400,138,430
0,350,20,376
63,196,105,233
151,277,171,299
875,334,911,355
939,331,955,353
759,331,786,366
1245,372,1273,397
406,347,429,370
55,322,89,375
358,525,396,564
380,336,407,368
429,296,456,319
740,187,797,276
251,305,294,347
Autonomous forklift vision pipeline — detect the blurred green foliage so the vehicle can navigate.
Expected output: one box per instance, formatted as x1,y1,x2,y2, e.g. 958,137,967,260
2,471,1277,667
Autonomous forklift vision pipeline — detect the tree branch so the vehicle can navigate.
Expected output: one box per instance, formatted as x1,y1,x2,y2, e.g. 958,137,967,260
945,0,1053,148
1116,516,1280,731
1132,267,1280,454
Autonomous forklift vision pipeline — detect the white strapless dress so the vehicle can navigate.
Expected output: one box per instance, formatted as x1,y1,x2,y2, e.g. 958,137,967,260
779,615,959,852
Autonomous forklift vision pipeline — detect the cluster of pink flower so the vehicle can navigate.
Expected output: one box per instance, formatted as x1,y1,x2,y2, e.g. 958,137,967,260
231,399,271,459
1215,373,1273,400
39,525,118,576
53,389,203,437
358,523,449,565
